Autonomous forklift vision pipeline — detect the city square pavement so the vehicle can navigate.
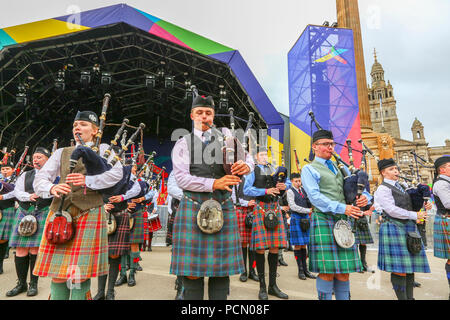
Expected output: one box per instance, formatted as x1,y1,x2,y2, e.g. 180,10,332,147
0,247,448,300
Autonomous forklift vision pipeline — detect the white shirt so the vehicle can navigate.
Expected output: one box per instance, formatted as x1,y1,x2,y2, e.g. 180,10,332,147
14,169,52,202
286,188,311,214
33,143,123,198
374,178,418,220
433,174,450,209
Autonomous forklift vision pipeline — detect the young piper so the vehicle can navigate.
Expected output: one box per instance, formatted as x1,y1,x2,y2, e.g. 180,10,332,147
7,147,52,297
170,94,253,300
243,147,290,300
374,158,431,300
286,172,316,280
32,111,123,300
431,156,450,299
301,130,370,300
0,160,17,274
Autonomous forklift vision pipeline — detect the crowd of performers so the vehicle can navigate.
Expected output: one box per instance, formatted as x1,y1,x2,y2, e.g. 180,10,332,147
0,91,448,301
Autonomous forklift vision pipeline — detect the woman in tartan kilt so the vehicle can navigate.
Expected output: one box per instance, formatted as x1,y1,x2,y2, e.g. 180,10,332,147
0,160,17,275
431,156,450,299
374,158,431,300
243,148,291,300
232,177,258,283
170,94,254,300
6,147,52,297
286,172,316,280
301,130,370,300
33,111,124,300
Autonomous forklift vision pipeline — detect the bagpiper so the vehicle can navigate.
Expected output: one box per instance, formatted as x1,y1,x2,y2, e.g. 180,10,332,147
32,111,123,300
374,158,431,300
6,147,52,297
431,155,450,299
170,94,253,300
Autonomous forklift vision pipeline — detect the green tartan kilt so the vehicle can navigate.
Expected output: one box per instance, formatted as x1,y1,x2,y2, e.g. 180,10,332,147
129,210,145,244
309,211,362,274
170,190,244,277
351,216,374,245
0,206,16,240
9,206,49,248
433,215,450,259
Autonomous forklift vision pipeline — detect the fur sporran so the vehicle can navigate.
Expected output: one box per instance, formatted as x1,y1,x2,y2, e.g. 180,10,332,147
264,210,278,230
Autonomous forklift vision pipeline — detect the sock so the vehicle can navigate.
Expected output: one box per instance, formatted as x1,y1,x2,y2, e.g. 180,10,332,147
390,273,407,300
96,275,107,295
333,279,350,300
28,253,38,284
294,250,302,272
242,247,248,272
406,273,415,300
208,276,230,300
15,254,30,285
316,277,333,300
0,241,8,267
446,263,450,286
130,251,140,273
300,248,308,273
248,250,256,271
267,252,278,287
119,254,128,276
183,277,204,300
255,252,265,277
50,281,70,300
70,279,91,300
108,257,120,292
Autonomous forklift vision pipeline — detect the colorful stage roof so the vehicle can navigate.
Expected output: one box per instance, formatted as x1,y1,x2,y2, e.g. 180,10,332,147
0,3,284,144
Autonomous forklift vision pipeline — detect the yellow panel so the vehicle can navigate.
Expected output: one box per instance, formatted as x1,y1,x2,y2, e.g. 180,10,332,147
3,19,90,43
267,135,284,166
289,123,312,173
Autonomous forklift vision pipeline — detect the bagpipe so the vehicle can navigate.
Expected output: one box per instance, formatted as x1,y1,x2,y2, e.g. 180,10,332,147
398,174,431,212
0,146,30,194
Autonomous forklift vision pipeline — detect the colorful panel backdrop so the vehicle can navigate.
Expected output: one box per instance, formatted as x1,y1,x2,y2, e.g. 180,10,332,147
288,25,362,169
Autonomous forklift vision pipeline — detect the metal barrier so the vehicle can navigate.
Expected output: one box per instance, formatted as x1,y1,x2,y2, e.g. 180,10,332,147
152,205,169,247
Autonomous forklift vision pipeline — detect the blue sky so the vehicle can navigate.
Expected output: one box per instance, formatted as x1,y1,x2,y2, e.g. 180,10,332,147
1,0,448,146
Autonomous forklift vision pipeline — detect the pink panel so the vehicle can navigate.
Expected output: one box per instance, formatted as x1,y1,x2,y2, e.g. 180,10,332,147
149,23,192,50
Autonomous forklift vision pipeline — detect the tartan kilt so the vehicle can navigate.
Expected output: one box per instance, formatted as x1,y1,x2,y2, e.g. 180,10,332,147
170,190,244,277
433,215,450,259
351,217,374,245
129,210,145,244
377,219,430,273
236,206,253,244
142,210,150,241
108,210,130,256
33,206,109,279
250,202,288,250
289,213,310,246
0,206,16,240
10,206,50,248
166,211,175,244
309,212,362,274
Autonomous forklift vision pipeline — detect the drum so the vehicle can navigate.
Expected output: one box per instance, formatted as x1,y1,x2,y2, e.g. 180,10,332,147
148,213,162,232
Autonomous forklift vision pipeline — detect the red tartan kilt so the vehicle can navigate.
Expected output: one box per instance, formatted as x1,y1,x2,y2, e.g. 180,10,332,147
236,206,253,244
143,211,149,241
250,202,288,250
108,210,130,256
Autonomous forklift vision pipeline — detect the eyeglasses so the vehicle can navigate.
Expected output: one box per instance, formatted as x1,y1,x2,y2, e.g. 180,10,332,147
315,142,336,148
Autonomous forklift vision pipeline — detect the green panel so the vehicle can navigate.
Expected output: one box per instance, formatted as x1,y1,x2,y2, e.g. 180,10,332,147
156,20,234,55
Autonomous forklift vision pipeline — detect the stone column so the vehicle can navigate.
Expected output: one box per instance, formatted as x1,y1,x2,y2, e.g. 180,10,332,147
336,0,372,131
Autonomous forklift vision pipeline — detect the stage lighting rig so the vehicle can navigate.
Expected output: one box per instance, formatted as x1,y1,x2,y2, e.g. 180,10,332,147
331,22,338,28
218,85,228,110
55,69,65,92
184,79,194,100
16,83,28,107
145,74,156,89
323,21,330,26
164,75,174,89
101,72,112,86
80,70,91,86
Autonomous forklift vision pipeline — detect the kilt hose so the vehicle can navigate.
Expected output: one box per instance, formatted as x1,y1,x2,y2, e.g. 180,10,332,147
309,212,362,274
33,206,109,279
351,217,374,245
290,212,310,246
108,210,130,256
377,219,430,274
0,206,16,240
250,201,288,251
236,205,254,245
143,210,150,241
10,206,49,248
170,190,244,277
433,215,450,259
129,209,145,244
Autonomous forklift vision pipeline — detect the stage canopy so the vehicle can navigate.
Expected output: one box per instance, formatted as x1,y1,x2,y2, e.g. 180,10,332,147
0,3,284,162
288,25,362,169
